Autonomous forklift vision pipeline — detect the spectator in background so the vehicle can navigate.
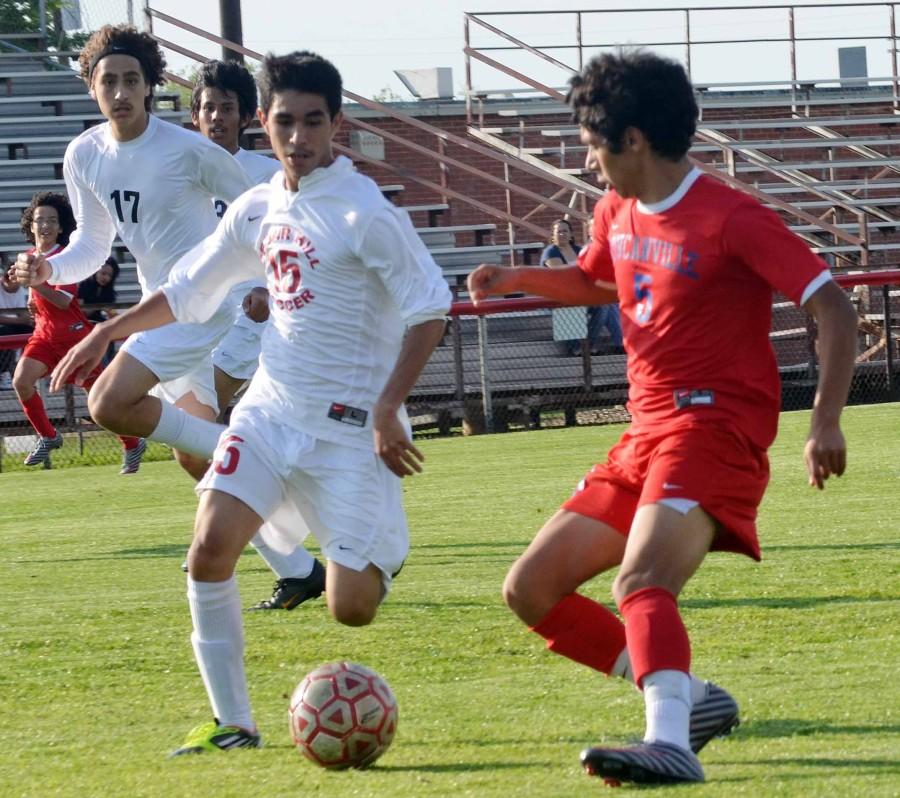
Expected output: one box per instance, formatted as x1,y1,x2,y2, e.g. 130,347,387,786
542,218,623,356
13,192,146,472
78,256,120,365
0,253,34,390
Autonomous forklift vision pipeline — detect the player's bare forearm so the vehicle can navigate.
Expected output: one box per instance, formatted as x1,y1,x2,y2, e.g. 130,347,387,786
802,280,858,488
373,317,446,477
467,264,617,306
31,283,73,310
100,290,176,342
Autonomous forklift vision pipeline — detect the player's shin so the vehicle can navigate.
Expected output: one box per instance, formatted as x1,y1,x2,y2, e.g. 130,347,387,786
151,400,224,458
187,575,255,731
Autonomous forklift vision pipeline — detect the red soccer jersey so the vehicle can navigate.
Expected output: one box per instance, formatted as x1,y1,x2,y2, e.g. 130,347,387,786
578,170,830,449
28,245,92,342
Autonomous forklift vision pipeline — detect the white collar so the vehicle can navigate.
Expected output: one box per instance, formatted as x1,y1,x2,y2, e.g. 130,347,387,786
636,167,702,215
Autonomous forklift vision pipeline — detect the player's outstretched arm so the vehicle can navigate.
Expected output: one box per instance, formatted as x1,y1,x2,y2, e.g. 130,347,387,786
373,318,446,478
802,280,858,489
467,264,616,306
50,291,176,391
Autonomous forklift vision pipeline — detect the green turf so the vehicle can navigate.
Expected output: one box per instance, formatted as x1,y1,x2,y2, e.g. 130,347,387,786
1,403,897,797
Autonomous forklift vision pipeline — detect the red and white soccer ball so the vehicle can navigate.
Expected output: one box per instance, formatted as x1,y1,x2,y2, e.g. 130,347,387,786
288,661,398,769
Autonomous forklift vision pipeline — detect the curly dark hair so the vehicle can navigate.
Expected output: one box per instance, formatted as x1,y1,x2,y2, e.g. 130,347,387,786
258,51,342,118
79,25,166,112
21,192,77,247
567,50,697,160
191,60,258,133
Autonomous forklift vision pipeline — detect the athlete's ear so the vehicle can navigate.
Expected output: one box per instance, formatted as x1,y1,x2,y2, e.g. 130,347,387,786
330,110,343,137
257,107,268,133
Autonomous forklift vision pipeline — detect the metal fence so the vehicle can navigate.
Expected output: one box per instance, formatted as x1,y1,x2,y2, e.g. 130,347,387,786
1,272,897,472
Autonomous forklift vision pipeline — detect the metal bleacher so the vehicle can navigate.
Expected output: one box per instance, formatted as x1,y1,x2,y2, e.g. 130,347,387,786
0,48,543,305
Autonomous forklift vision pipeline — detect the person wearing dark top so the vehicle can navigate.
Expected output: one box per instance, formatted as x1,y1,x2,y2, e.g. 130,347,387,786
78,257,119,365
541,218,623,355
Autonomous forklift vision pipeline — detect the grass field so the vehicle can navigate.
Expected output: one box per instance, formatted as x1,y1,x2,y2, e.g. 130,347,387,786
1,403,898,797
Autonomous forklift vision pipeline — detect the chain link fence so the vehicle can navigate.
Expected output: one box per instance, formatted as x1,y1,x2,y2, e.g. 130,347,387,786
1,280,897,475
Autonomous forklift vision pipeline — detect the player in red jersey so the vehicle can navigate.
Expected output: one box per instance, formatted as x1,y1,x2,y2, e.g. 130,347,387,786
467,51,858,785
12,192,146,472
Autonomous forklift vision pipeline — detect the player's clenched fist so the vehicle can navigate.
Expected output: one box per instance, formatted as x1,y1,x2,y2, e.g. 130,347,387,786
466,264,515,304
14,251,51,287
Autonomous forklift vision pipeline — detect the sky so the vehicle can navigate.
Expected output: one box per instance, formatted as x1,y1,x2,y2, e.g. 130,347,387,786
76,0,898,100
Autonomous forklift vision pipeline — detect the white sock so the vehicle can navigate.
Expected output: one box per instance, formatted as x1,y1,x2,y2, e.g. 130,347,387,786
611,649,707,704
642,669,692,750
250,532,315,579
151,401,224,459
187,575,255,731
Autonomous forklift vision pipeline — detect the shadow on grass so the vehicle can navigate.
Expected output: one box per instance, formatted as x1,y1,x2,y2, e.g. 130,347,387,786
737,718,900,741
765,541,899,553
374,762,552,773
681,594,897,610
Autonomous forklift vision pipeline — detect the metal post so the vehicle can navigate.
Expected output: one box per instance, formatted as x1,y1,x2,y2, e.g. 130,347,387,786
684,9,691,79
576,12,583,71
891,4,898,111
884,284,895,389
127,0,134,27
144,1,153,34
477,315,494,433
219,0,244,62
464,15,473,125
39,0,47,40
503,162,515,265
789,6,798,113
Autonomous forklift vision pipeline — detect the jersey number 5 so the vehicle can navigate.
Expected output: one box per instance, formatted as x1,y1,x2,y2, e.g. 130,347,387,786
633,272,653,325
110,190,140,223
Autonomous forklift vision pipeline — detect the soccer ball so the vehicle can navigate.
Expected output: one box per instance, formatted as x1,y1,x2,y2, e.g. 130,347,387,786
288,661,398,769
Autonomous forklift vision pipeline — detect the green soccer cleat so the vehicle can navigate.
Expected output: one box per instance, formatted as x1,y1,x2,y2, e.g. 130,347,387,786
169,720,262,756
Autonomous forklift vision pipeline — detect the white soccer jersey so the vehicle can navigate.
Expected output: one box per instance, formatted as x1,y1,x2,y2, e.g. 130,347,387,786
215,148,282,331
163,155,452,449
48,114,253,295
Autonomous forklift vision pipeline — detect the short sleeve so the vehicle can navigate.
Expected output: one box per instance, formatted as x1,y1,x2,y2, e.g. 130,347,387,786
723,199,831,305
577,194,616,284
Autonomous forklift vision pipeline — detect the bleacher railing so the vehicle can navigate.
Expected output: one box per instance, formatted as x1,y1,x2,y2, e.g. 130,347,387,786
143,6,599,253
2,270,898,469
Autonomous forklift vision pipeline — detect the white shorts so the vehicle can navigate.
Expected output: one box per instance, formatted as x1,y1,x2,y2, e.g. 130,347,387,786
197,402,409,586
121,312,233,414
211,318,264,382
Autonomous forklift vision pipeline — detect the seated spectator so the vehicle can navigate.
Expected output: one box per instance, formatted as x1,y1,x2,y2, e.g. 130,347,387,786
0,255,33,390
541,218,623,356
13,192,146,472
78,256,120,322
78,257,120,365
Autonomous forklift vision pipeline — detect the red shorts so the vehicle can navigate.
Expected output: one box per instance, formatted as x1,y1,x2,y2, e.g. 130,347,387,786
562,421,770,560
22,334,103,387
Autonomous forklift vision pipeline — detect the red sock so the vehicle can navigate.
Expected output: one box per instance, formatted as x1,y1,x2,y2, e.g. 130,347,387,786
21,393,56,438
531,593,626,674
119,436,142,450
618,587,690,688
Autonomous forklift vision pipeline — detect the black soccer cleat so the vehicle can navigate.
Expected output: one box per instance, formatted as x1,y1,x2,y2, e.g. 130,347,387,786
581,740,705,785
246,558,326,611
689,681,740,753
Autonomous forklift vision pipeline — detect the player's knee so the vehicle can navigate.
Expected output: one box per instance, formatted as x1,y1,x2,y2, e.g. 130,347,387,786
12,372,33,400
87,381,125,429
502,562,545,625
188,532,239,582
328,594,377,627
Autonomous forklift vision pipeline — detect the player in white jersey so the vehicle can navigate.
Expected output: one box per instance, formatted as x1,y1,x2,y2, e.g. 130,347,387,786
13,26,252,481
189,58,325,611
189,59,281,418
52,50,452,755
